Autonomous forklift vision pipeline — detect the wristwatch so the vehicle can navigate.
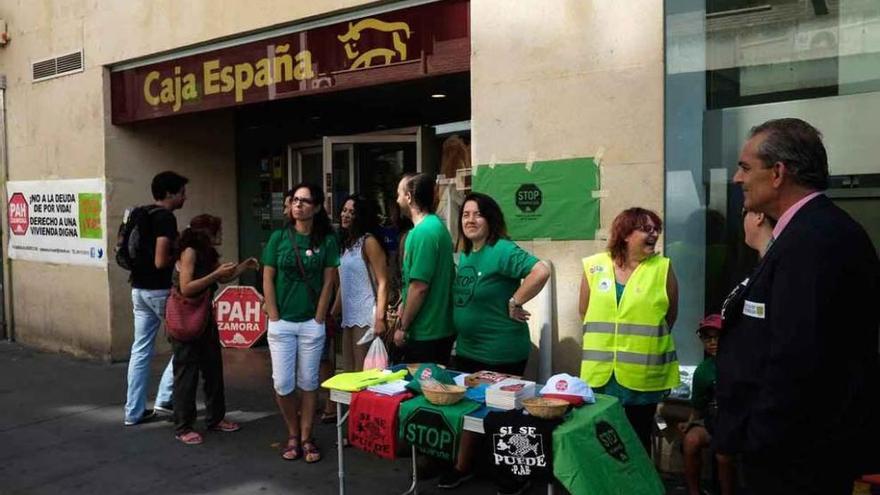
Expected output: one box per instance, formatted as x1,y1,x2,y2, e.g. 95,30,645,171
508,297,522,308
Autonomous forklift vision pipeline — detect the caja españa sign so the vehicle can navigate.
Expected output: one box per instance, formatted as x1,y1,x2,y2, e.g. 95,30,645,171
214,286,267,348
110,0,469,124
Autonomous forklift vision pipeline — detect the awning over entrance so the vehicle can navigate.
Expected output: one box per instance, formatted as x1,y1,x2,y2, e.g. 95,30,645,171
110,0,469,124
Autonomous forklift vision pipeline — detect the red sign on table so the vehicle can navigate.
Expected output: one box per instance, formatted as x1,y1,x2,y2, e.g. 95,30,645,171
8,192,29,236
214,286,267,348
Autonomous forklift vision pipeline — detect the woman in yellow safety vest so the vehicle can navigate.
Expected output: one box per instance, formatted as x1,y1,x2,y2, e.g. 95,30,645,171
578,207,679,451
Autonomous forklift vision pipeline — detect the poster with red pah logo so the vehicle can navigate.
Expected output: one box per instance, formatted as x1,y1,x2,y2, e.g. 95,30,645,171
6,179,107,267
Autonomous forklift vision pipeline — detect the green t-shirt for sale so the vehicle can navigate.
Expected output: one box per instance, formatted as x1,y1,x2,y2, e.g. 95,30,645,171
401,214,454,341
453,239,538,364
261,228,340,322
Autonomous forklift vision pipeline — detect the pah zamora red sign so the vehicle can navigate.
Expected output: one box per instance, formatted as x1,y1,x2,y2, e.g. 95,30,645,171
8,192,29,236
214,286,267,348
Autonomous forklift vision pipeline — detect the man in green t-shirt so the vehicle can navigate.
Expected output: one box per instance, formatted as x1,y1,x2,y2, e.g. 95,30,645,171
393,173,455,365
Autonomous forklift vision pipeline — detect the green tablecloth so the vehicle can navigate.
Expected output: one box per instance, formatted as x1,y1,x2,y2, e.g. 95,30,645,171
553,394,664,495
398,395,481,462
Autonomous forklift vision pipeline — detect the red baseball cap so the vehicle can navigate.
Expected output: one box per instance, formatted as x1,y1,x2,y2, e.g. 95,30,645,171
697,314,722,334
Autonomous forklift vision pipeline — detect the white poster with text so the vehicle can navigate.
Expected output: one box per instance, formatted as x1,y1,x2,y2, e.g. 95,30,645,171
6,178,107,267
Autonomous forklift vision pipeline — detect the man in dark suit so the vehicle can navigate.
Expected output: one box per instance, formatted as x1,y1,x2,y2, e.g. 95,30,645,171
715,118,880,494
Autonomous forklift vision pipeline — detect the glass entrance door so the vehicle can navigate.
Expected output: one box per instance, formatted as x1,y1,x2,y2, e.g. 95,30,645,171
322,132,421,221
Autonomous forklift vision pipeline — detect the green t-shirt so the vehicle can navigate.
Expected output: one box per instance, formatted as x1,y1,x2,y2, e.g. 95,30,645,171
453,239,538,364
691,356,717,416
261,228,340,322
401,214,454,341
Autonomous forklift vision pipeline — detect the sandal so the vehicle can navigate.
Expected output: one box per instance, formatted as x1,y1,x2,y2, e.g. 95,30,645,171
281,436,302,461
320,411,337,424
175,430,203,445
209,419,241,433
303,438,321,464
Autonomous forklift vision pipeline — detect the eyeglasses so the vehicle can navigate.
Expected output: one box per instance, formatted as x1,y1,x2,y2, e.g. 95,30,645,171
291,196,314,206
638,225,661,235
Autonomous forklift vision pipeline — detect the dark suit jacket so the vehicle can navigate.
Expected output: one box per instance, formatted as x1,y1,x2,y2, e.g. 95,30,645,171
714,195,880,471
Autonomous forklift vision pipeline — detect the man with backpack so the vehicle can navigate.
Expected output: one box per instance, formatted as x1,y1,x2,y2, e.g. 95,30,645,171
122,171,188,426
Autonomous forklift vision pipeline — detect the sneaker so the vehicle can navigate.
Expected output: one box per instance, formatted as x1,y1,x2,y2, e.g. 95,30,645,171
437,468,474,489
497,480,531,495
154,403,173,415
123,409,156,426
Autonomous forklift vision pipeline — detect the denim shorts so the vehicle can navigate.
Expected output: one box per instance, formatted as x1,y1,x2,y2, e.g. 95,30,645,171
267,318,326,395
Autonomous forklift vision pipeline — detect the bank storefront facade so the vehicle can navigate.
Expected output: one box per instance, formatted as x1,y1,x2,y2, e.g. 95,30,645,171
1,0,874,371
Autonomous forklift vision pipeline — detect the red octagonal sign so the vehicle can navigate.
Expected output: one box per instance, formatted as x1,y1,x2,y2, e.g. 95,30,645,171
8,192,29,236
214,286,267,348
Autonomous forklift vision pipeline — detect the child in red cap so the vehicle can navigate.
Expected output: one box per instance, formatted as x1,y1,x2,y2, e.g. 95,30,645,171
678,314,735,495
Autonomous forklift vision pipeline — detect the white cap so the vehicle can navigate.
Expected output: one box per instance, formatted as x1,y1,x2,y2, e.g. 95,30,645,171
540,373,595,406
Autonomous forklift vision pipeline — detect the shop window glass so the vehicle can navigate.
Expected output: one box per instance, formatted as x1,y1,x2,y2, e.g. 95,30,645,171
665,0,880,364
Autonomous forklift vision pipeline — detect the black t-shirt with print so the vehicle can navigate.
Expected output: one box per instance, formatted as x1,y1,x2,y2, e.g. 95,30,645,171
484,409,563,487
131,207,178,290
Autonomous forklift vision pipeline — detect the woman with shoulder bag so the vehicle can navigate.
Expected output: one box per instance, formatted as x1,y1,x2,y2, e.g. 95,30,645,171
262,183,340,464
331,195,390,373
170,214,258,445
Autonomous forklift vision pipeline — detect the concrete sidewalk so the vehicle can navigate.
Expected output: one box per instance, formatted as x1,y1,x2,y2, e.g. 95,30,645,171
0,341,510,495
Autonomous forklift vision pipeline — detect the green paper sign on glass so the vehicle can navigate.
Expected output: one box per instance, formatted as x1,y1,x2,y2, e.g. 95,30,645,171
472,157,600,241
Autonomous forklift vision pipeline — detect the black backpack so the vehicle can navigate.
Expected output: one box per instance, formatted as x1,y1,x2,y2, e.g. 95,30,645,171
115,205,161,271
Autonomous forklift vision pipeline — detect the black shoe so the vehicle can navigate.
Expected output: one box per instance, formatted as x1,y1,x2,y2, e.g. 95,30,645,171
497,479,531,495
154,403,173,415
124,409,156,426
437,468,474,489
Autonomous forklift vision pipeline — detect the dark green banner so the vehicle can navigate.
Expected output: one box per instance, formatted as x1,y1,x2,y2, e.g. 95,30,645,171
472,157,600,240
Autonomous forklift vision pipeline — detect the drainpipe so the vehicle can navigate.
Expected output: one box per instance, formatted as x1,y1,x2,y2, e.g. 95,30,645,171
0,73,13,342
537,260,554,382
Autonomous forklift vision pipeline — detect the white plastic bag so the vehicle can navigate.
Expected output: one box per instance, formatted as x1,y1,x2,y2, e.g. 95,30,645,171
356,328,376,346
363,337,388,370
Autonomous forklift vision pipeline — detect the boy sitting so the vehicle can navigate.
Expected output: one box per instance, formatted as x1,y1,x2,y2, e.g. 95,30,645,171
678,314,735,495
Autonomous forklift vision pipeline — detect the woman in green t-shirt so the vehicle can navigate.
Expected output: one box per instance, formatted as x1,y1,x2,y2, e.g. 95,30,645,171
262,183,340,464
439,192,550,490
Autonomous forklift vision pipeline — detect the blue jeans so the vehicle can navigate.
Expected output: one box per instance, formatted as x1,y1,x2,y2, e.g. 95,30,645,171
125,288,174,423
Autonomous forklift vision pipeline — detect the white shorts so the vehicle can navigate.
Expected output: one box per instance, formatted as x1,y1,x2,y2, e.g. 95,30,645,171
267,318,326,395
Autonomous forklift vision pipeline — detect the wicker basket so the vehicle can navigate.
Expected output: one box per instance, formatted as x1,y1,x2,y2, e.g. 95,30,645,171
406,363,445,377
522,397,570,419
422,384,467,406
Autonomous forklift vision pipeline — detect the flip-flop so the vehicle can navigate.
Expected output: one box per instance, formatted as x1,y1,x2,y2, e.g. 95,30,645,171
281,436,302,461
303,438,321,464
175,431,203,445
209,419,241,432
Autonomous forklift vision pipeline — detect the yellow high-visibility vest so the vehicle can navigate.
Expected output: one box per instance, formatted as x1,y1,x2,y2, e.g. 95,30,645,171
580,252,679,391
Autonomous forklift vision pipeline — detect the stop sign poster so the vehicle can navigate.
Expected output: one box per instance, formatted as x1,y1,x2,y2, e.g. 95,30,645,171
6,179,107,267
472,158,599,241
214,286,267,348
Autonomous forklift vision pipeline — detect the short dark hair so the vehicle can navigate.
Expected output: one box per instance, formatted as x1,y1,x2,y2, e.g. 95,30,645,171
458,192,508,254
748,118,829,191
151,171,189,200
404,173,436,213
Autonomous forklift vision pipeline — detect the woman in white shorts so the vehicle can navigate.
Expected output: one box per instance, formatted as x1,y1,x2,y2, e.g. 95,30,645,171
262,183,339,464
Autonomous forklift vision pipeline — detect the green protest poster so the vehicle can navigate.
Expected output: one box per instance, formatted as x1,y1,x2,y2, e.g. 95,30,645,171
472,157,599,240
78,193,103,239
